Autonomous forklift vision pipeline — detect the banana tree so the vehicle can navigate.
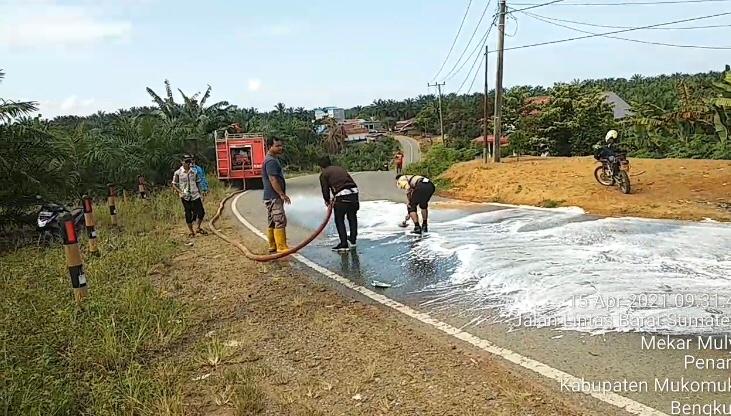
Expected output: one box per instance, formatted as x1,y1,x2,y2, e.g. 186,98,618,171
710,67,731,145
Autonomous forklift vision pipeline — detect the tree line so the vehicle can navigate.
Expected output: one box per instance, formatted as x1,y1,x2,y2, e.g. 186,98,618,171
0,76,394,227
347,67,731,160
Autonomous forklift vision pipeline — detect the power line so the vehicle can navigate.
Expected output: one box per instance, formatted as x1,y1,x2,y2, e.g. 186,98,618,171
432,0,474,81
441,0,494,81
512,0,731,5
497,10,731,52
467,52,486,92
519,12,731,30
445,14,498,82
521,11,731,49
510,0,566,12
458,48,486,93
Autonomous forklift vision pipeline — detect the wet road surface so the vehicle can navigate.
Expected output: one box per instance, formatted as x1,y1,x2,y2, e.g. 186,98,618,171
233,171,731,415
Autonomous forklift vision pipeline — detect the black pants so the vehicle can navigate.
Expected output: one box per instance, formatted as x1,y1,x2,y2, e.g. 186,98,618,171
333,194,359,245
407,181,436,213
181,198,204,224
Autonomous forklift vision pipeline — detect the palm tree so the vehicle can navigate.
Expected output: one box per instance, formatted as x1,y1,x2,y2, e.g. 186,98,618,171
0,70,37,123
317,117,346,154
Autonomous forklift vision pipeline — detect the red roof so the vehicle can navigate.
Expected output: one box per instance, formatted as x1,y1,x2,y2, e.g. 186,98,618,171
473,135,509,146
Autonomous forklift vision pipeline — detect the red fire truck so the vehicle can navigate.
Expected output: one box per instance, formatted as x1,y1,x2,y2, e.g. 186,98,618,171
214,127,267,189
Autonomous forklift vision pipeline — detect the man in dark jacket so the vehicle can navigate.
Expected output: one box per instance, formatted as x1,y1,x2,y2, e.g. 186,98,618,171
318,156,359,251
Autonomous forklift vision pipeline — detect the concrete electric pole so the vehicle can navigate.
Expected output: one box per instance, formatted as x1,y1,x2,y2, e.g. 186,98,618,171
428,82,446,145
492,0,506,163
483,45,489,163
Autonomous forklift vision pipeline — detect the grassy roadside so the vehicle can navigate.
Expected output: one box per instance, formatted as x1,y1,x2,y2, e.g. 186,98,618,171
0,182,225,415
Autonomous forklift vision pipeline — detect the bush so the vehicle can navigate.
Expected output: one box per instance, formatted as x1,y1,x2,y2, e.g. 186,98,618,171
335,138,398,172
404,144,477,178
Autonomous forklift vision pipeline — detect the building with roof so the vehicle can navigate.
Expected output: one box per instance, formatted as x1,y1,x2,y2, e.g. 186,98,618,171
314,106,345,122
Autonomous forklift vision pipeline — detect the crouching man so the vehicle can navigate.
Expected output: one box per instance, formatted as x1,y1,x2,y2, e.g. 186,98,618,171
396,174,435,235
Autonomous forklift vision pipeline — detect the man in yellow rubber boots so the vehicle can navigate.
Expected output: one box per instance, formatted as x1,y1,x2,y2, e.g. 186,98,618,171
262,137,291,253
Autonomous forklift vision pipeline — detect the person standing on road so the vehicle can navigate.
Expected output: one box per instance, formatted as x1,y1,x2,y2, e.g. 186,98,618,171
172,154,207,237
262,137,291,253
393,150,405,175
318,156,359,251
396,174,435,235
191,156,209,199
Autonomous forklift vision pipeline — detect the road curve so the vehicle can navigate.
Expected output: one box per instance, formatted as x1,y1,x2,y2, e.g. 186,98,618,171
394,135,422,165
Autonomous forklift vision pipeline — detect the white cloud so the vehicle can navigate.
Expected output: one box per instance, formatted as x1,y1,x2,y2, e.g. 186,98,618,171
39,95,99,117
247,79,262,92
0,1,131,48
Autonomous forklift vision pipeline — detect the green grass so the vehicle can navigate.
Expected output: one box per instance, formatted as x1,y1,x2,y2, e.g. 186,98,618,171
539,199,564,208
0,182,227,415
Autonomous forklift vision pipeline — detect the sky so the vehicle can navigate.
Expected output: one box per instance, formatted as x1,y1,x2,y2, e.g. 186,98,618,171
1,0,729,118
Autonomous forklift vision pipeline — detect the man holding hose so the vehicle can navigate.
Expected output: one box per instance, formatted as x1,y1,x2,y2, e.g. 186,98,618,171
318,155,359,251
262,137,291,253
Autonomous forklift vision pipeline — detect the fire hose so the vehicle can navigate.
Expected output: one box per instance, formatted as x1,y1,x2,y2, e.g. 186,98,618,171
210,190,334,262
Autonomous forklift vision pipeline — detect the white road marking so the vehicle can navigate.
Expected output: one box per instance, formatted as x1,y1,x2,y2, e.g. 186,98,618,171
231,192,667,416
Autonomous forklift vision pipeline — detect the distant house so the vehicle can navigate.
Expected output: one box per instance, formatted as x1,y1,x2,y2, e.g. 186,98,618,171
394,118,418,135
314,106,345,122
602,92,632,119
520,92,631,119
522,96,551,117
472,135,509,147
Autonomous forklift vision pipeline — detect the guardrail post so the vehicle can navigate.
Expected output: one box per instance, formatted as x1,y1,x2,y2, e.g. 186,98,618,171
82,195,99,255
107,183,118,226
61,213,88,304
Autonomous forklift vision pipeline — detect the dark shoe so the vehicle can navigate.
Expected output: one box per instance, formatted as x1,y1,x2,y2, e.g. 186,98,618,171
348,238,357,248
332,243,350,252
411,224,422,235
421,223,428,233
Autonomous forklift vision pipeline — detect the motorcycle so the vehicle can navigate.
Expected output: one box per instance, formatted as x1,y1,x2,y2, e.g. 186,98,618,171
36,196,85,245
594,152,631,194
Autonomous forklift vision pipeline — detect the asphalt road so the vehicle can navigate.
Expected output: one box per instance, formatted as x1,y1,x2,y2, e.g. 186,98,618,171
231,171,731,416
394,135,422,166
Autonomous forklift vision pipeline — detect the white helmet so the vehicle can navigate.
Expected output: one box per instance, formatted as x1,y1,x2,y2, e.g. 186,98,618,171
605,130,618,142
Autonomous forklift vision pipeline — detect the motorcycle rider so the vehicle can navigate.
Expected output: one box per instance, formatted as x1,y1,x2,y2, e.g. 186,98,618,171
594,130,621,160
593,129,628,176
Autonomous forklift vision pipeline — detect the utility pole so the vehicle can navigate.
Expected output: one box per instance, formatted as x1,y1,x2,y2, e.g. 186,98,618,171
483,45,489,163
427,82,445,145
492,0,506,163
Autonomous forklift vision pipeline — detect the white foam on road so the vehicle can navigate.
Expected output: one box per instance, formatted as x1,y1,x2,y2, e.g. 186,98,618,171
231,193,668,416
344,200,731,335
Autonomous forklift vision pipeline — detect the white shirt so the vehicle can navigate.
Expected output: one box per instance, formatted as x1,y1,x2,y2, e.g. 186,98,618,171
172,166,201,201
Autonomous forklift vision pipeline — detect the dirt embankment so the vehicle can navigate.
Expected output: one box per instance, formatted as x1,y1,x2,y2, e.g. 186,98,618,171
153,215,604,415
440,156,731,221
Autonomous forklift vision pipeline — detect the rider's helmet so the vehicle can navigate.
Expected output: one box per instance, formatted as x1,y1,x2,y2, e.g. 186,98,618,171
605,129,618,144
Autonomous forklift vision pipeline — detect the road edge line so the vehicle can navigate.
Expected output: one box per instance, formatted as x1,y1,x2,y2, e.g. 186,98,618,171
230,192,667,416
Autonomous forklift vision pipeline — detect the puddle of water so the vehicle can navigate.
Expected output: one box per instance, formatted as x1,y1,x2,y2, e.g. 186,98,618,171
287,196,731,335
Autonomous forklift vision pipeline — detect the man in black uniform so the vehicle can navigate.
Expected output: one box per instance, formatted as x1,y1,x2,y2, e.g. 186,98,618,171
318,156,359,251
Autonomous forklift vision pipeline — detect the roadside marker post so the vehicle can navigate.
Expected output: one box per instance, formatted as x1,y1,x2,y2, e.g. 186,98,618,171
61,213,88,304
82,195,99,255
107,183,118,226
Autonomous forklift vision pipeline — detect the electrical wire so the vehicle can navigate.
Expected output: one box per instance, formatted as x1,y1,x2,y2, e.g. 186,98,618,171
444,14,498,81
511,0,731,5
432,0,474,81
440,0,494,81
496,10,731,52
467,52,486,93
520,10,731,49
510,0,566,12
458,48,486,93
518,12,731,30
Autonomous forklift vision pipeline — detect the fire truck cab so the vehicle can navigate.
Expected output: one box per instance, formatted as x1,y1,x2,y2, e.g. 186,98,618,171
214,127,267,189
